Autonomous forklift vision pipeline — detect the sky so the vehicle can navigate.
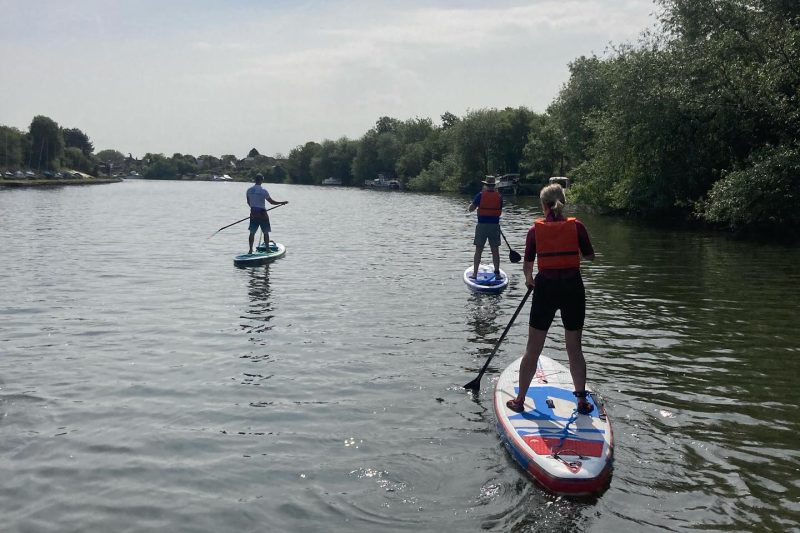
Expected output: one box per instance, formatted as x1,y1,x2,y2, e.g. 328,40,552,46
0,0,660,159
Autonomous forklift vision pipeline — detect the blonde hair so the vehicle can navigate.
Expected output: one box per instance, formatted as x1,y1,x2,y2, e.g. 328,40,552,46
540,184,566,217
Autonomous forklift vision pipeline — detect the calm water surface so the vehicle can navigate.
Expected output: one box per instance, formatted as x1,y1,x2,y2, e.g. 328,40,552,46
1,181,798,532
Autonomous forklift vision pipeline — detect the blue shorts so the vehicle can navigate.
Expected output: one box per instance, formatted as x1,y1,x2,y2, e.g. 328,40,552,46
249,217,271,234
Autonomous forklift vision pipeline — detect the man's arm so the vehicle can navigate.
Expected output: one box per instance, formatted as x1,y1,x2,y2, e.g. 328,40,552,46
267,197,288,206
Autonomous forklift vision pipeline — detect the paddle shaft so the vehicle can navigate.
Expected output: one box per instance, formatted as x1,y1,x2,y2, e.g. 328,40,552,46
209,203,284,238
464,286,533,390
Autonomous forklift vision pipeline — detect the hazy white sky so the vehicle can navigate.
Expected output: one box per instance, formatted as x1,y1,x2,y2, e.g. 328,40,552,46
0,0,658,158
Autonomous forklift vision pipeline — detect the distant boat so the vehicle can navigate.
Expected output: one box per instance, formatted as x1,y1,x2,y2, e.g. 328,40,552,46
364,175,401,190
212,174,233,181
496,173,520,195
322,177,342,186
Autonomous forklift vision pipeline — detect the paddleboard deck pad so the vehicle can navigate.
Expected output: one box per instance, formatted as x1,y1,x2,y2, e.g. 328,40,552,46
233,242,286,267
494,355,613,495
463,265,508,293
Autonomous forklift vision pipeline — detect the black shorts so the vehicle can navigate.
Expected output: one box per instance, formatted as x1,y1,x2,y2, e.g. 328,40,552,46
529,273,586,331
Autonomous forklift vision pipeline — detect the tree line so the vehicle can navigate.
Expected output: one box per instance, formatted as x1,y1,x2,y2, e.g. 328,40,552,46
285,0,799,236
2,0,796,236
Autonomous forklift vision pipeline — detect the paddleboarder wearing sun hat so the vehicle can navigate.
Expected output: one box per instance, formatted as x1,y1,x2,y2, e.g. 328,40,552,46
467,175,504,281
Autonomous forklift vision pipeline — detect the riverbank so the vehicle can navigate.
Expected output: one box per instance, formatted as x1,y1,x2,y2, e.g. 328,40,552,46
0,177,122,188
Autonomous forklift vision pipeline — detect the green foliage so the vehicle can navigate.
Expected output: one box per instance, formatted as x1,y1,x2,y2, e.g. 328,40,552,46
143,154,178,180
171,153,198,176
700,145,800,233
407,154,458,192
309,138,357,185
0,126,27,169
556,0,800,232
29,115,64,170
96,149,126,169
247,147,260,157
62,146,94,173
286,142,321,184
62,128,94,156
440,112,460,130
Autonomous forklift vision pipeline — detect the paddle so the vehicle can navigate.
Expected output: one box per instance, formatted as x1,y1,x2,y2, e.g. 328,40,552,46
463,286,533,391
208,203,285,239
501,230,522,263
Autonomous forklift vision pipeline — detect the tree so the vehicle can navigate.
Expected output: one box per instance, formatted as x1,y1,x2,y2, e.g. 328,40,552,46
248,147,260,158
62,127,94,156
286,142,321,184
29,116,63,170
143,154,178,179
440,111,460,130
63,147,94,173
96,149,126,168
451,109,503,190
0,126,26,169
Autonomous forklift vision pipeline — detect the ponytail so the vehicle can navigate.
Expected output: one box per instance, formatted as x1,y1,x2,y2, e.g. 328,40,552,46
540,184,567,217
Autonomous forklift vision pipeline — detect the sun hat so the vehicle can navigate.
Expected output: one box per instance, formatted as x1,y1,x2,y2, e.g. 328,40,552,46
482,175,496,186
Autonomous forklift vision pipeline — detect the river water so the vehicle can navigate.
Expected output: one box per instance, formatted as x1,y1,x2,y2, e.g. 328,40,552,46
1,180,798,532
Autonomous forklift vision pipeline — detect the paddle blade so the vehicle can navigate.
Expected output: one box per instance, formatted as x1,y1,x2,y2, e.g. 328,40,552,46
463,376,481,391
509,250,522,263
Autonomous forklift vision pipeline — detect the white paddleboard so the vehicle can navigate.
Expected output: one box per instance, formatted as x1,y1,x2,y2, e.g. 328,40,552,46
494,355,614,495
464,265,508,293
233,242,286,267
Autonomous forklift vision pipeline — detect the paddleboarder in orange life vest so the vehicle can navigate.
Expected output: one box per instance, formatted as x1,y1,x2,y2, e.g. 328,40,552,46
506,183,596,415
246,174,288,254
467,176,504,281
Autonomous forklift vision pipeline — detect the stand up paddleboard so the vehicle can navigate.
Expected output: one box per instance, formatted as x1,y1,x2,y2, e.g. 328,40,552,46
494,355,613,495
463,265,508,293
233,242,286,267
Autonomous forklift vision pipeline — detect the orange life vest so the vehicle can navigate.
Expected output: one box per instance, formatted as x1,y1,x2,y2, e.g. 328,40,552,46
535,218,580,269
478,191,502,218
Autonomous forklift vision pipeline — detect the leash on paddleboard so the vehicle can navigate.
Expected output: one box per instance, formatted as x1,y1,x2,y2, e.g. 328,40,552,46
208,203,286,239
500,230,522,263
551,410,586,473
463,286,533,391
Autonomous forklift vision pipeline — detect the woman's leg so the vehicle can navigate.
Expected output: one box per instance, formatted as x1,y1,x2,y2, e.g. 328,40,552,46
513,326,548,403
564,329,586,392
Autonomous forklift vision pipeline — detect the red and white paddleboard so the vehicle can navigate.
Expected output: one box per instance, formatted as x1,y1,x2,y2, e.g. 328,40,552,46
494,355,614,495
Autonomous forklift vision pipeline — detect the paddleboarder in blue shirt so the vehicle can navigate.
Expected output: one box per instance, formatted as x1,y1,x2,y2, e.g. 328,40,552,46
468,176,504,281
246,174,287,254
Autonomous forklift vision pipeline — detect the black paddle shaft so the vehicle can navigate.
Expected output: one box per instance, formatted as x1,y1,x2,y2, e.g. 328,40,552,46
209,203,285,238
463,286,533,391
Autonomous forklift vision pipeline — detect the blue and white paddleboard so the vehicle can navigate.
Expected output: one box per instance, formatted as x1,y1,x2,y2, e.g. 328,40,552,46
494,355,614,495
463,265,508,293
233,242,286,267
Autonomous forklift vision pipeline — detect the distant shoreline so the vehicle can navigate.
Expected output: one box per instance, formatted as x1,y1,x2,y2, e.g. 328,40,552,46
0,177,122,188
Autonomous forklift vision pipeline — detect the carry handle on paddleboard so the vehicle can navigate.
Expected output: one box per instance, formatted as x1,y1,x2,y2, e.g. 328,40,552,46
463,286,533,391
208,203,285,239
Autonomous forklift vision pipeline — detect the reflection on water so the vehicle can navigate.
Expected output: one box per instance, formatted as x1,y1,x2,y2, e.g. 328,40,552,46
239,265,274,365
466,293,503,350
1,182,799,532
